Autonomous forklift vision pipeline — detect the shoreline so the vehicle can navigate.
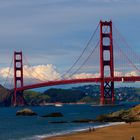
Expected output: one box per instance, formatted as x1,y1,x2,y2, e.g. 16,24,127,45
39,122,125,140
42,122,140,140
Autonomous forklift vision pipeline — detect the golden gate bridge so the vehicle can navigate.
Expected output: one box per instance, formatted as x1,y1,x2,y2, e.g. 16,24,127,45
3,20,140,106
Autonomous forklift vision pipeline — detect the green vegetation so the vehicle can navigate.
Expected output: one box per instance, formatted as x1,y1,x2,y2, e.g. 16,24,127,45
24,90,50,105
44,88,85,103
0,85,140,106
79,96,99,104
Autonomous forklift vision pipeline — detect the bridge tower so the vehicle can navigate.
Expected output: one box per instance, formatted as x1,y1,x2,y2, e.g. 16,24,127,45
13,51,24,106
100,20,114,105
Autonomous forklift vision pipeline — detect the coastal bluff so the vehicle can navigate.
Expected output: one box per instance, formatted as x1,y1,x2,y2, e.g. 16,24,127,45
96,104,140,122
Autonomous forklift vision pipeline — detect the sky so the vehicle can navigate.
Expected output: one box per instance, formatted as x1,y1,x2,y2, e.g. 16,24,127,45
0,0,140,88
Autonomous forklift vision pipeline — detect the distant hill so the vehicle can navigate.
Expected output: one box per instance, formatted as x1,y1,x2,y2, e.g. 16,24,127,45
43,85,140,104
0,85,11,106
44,88,85,103
115,87,140,102
23,90,50,106
0,84,140,106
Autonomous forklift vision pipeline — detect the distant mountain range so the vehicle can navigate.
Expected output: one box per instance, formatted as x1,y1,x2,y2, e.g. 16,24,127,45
0,84,140,106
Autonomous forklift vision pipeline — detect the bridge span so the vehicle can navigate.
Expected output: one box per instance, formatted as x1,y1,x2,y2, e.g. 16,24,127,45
11,20,140,106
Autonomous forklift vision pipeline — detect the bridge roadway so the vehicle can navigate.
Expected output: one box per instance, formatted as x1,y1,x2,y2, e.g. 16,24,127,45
16,76,140,91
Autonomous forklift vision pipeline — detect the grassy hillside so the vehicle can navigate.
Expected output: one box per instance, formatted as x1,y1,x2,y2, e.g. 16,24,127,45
24,90,50,105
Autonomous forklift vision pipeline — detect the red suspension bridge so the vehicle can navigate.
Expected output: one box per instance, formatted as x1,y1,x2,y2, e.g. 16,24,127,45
3,20,140,106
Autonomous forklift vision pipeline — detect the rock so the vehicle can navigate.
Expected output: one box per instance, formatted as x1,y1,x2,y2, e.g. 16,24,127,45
48,121,68,123
72,119,94,123
95,114,122,122
16,108,37,116
42,112,63,117
96,104,140,122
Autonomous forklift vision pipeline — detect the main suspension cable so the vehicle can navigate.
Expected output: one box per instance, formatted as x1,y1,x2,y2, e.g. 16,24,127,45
69,40,100,78
113,23,140,64
114,40,140,74
23,54,47,82
62,23,100,78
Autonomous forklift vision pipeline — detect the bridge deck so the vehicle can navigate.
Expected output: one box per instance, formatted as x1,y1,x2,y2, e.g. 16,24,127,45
16,76,140,91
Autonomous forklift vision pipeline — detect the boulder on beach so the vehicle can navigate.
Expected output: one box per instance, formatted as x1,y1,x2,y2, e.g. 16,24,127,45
16,108,37,116
42,112,63,117
96,104,140,122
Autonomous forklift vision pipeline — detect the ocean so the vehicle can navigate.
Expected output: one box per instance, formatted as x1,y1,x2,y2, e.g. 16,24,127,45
0,102,139,140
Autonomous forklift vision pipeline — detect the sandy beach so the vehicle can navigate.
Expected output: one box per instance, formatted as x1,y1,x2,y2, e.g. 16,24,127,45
43,122,140,140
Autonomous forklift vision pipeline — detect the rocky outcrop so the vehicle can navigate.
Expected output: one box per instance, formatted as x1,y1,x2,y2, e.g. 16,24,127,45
49,121,68,123
16,108,37,116
72,119,94,123
96,104,140,122
0,85,11,106
42,112,63,117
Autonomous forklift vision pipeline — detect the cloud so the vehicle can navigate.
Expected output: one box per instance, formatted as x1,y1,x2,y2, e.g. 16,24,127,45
71,71,123,79
69,70,138,79
0,67,11,78
0,64,61,87
23,65,61,81
0,63,139,89
71,73,100,79
125,71,138,76
114,71,123,77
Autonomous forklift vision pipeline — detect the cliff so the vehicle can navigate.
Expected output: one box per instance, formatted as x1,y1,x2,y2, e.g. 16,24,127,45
0,85,11,106
96,104,140,122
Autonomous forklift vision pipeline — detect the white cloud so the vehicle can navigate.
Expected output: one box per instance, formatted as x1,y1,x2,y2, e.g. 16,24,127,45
114,71,123,77
0,67,11,78
69,70,138,79
71,73,100,79
71,71,123,79
125,71,138,76
23,64,61,81
0,64,61,87
0,64,139,88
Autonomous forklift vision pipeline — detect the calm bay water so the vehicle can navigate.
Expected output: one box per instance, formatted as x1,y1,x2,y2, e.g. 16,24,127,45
0,102,139,140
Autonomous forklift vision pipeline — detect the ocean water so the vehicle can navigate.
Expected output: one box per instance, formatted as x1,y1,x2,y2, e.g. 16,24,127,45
0,102,139,140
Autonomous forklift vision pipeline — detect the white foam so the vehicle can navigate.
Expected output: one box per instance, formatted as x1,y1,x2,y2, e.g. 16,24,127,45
94,122,125,129
21,122,125,140
20,131,75,140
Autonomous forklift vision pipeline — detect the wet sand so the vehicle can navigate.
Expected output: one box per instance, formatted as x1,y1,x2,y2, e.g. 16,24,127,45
43,122,140,140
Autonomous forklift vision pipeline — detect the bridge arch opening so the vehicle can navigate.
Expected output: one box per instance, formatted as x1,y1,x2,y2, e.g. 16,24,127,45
103,37,110,46
103,50,110,60
104,66,111,77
